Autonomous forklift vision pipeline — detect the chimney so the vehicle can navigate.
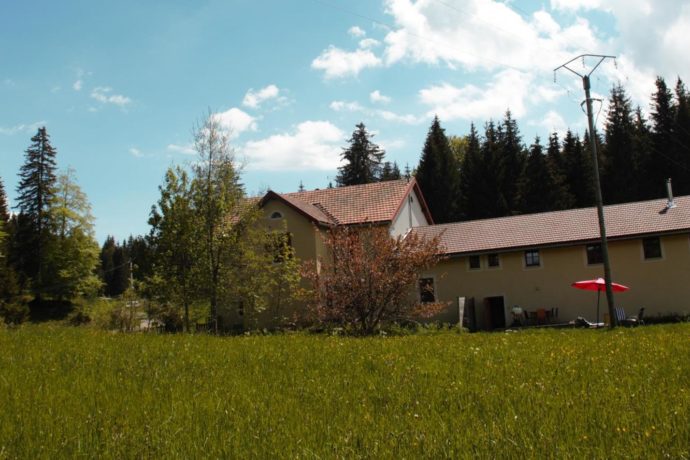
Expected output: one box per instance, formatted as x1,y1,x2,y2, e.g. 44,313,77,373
666,178,676,209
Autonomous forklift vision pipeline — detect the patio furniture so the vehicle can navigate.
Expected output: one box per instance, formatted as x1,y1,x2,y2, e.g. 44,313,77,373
614,306,641,327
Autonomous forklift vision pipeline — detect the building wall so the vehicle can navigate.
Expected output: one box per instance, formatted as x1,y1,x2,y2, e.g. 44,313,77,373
390,189,429,237
427,233,690,329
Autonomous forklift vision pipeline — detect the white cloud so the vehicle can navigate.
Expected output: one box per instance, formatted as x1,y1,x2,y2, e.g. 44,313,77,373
211,108,257,139
312,46,382,79
550,0,602,11
419,69,533,120
530,110,569,138
0,120,46,135
90,87,132,107
329,99,422,125
242,84,281,109
167,143,196,155
73,80,83,91
330,100,364,112
242,121,345,171
348,26,366,38
359,38,381,49
129,147,142,157
370,90,391,104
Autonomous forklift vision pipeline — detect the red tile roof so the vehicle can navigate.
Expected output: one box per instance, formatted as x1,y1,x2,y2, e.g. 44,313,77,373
412,196,690,255
267,178,432,226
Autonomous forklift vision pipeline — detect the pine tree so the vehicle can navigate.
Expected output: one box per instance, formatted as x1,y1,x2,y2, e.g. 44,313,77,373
517,137,559,213
673,78,690,196
0,178,19,301
601,85,636,204
415,116,460,223
380,161,401,181
459,124,484,220
563,130,595,208
631,107,653,200
14,127,58,296
497,110,526,215
335,123,385,186
545,132,574,210
649,77,676,198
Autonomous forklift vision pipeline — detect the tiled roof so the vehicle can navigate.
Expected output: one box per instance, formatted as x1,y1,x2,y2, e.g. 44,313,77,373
412,196,690,255
274,178,430,225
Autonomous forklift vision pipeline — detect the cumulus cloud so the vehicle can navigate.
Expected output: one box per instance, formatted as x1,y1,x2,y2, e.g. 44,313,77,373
370,90,392,104
242,84,282,109
330,99,422,125
90,87,131,107
419,69,533,120
211,108,257,139
73,80,83,91
348,26,366,38
242,121,345,171
359,38,381,49
129,147,142,157
311,46,382,79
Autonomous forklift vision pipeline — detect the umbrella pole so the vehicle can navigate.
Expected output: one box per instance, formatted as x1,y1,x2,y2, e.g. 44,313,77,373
596,290,600,328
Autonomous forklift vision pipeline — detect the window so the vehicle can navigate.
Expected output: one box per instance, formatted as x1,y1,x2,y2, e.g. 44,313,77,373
269,211,283,219
468,255,481,270
524,249,540,267
586,243,603,265
642,237,662,260
419,277,436,303
487,253,500,268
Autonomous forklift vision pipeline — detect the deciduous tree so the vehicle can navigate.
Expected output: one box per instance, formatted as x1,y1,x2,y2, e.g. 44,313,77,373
302,225,445,334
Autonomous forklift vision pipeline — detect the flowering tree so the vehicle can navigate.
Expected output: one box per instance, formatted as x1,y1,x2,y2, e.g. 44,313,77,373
302,225,446,334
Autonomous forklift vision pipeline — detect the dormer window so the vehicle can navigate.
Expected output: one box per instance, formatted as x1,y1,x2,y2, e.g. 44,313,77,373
269,211,283,219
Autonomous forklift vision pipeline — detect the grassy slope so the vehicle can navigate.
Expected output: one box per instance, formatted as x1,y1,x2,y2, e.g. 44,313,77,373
0,324,688,459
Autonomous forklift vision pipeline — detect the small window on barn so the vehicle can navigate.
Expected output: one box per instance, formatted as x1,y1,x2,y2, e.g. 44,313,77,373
419,277,436,303
586,243,603,265
468,255,481,270
487,253,500,268
269,211,283,219
642,237,662,260
524,249,541,267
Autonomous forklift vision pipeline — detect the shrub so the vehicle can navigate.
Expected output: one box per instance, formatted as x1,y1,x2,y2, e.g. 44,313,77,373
0,300,30,325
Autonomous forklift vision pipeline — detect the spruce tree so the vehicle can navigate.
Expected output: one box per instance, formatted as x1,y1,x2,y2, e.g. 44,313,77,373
602,85,636,204
517,137,556,214
380,161,401,181
415,116,460,223
335,123,385,186
563,130,595,208
458,124,486,220
545,132,574,210
649,77,676,198
14,127,58,295
497,110,526,215
673,78,690,196
631,107,653,201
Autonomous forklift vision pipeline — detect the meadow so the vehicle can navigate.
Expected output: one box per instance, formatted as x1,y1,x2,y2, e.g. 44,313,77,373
0,324,688,459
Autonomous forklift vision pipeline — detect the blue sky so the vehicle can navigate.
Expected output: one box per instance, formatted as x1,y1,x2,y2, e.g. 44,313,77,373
2,0,689,243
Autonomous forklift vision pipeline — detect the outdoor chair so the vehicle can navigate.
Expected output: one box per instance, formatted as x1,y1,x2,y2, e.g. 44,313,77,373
536,308,547,325
614,306,641,327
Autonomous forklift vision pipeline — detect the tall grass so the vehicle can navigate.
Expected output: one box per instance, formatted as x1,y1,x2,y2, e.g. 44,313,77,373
0,324,688,458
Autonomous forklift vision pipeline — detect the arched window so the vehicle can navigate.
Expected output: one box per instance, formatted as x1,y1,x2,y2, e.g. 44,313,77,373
269,211,283,219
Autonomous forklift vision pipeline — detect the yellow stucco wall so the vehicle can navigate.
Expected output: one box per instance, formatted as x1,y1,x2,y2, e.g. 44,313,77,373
426,233,690,329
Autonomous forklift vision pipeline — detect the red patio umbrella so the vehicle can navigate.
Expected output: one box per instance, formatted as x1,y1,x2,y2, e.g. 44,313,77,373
571,277,630,325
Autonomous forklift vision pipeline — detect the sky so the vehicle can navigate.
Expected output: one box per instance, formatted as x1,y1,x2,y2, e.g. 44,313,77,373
2,0,689,243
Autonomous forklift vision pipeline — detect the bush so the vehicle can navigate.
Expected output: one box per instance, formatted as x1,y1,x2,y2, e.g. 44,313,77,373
0,300,30,325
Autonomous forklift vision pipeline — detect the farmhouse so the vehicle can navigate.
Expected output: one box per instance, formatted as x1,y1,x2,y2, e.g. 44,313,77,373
250,178,690,330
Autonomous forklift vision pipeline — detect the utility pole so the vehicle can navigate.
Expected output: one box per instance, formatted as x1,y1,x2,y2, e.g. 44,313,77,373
129,259,134,291
555,54,618,329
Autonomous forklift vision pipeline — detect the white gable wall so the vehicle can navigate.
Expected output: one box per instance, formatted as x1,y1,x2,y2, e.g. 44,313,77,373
390,188,430,237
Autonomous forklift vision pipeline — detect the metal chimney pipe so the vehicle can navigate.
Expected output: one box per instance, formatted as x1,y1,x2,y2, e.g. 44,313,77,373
667,178,676,209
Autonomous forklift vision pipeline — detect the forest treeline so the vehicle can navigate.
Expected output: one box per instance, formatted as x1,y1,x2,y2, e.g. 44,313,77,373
1,76,688,328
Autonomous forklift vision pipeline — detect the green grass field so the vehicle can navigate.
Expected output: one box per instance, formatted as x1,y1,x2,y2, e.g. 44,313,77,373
0,324,688,459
